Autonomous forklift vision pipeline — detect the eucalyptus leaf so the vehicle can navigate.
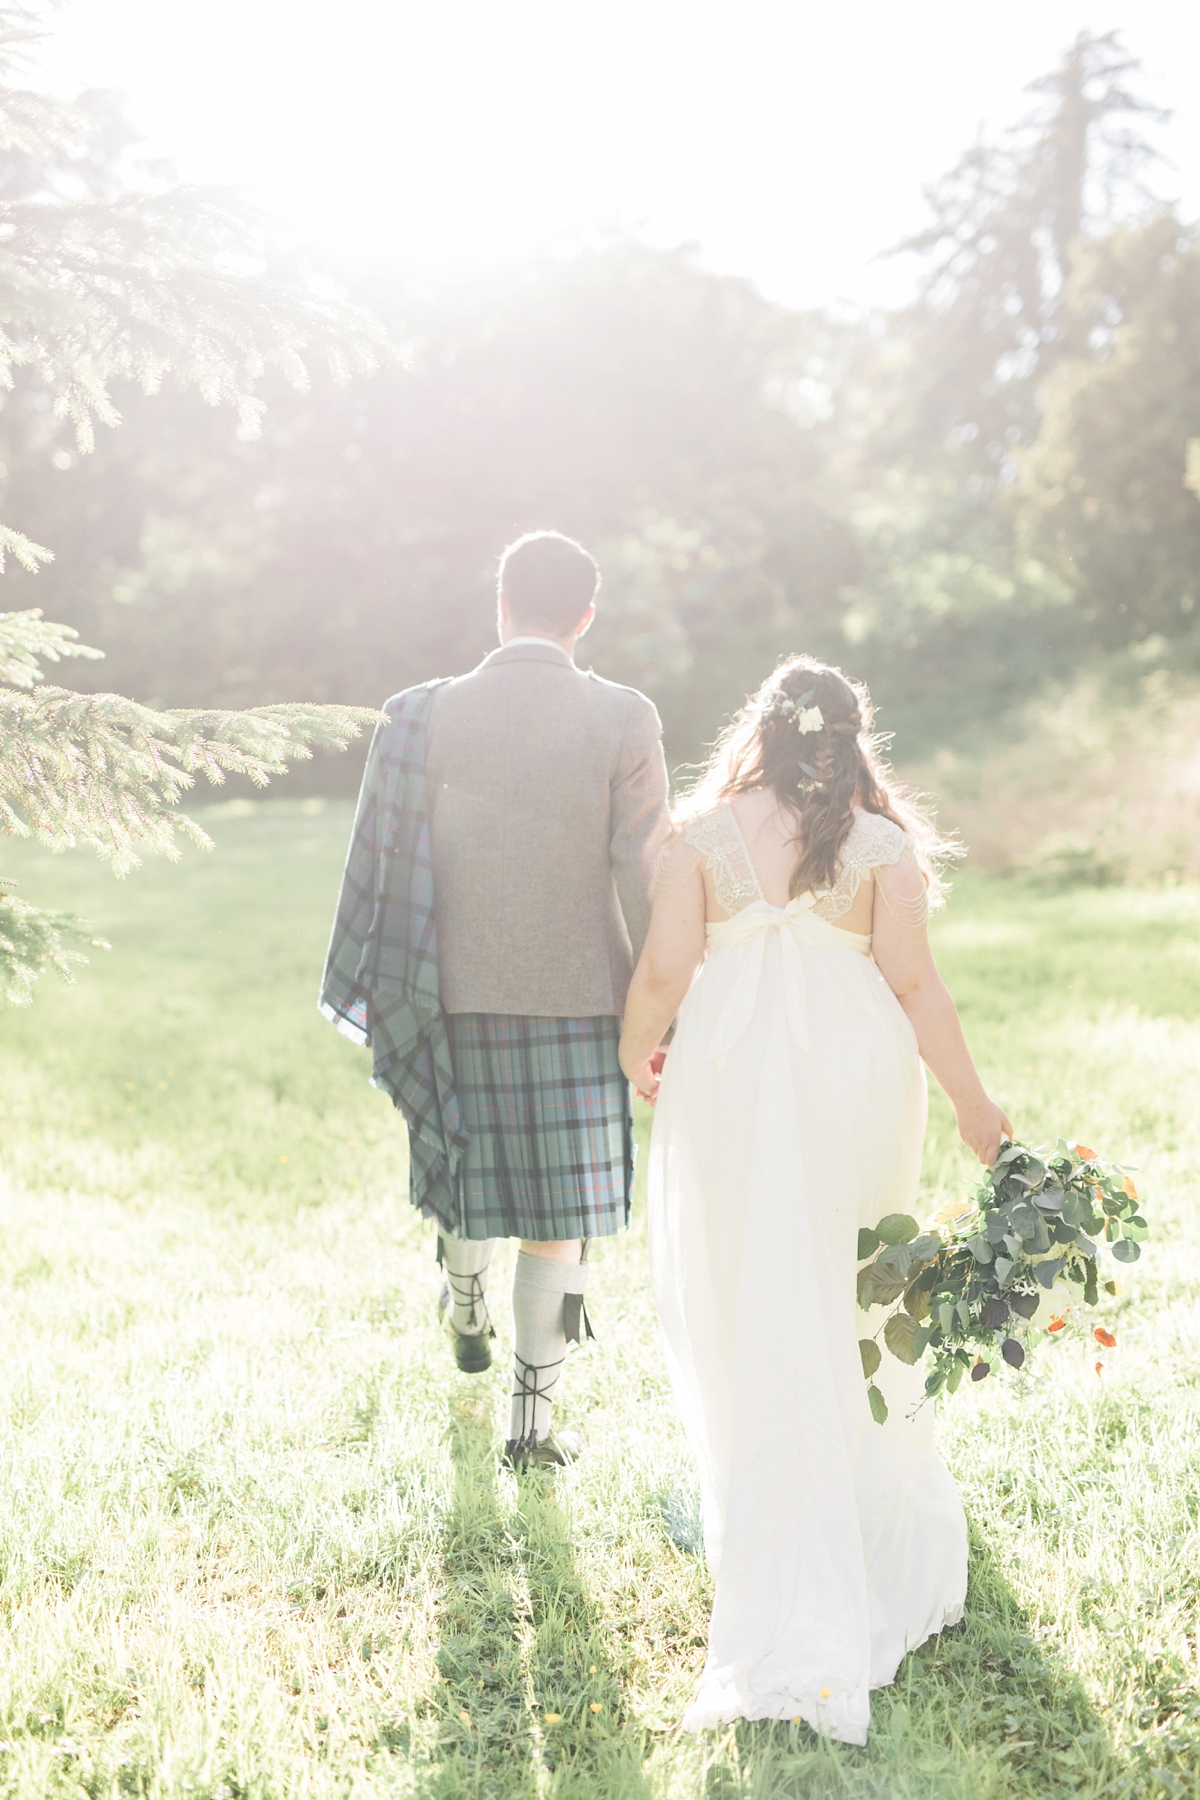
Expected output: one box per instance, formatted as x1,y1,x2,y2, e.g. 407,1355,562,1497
1036,1186,1064,1212
859,1338,881,1379
1035,1257,1066,1289
994,1256,1014,1284
1061,1188,1089,1227
1112,1238,1140,1263
967,1232,994,1263
906,1235,940,1267
1010,1292,1039,1320
875,1213,919,1247
867,1384,889,1425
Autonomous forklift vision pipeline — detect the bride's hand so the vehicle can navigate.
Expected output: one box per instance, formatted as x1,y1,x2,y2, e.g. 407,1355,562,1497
621,1046,665,1105
956,1096,1013,1167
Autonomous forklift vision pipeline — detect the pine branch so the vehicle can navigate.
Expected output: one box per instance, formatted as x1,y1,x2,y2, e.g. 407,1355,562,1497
0,876,104,1005
0,607,103,685
0,687,378,872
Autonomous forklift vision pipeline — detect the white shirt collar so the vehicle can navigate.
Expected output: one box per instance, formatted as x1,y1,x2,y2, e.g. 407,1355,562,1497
501,635,573,657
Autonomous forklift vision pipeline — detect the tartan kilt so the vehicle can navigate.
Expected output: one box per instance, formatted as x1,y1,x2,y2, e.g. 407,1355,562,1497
444,1013,632,1241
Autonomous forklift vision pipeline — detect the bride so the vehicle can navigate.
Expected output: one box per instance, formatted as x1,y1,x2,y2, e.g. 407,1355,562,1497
618,655,1011,1745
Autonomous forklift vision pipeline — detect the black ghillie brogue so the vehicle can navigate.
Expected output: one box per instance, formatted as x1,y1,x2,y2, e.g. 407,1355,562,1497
437,1281,495,1373
502,1428,584,1473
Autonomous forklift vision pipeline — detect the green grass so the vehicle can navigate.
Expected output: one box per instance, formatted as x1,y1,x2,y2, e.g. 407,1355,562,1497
1,802,1200,1799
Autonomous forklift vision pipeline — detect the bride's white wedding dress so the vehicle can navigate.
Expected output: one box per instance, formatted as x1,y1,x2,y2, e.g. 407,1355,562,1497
648,804,967,1745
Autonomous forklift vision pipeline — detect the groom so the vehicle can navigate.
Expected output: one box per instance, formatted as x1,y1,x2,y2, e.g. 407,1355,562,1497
320,531,669,1468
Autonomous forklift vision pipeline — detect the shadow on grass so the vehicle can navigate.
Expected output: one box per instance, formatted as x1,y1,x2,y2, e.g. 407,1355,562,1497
414,1398,654,1800
694,1524,1133,1800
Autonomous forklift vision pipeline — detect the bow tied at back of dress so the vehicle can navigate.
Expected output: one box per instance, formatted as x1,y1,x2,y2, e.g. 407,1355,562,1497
703,895,872,1059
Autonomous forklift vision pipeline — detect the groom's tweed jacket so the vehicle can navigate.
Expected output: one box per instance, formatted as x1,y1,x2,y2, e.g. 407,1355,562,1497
426,641,670,1017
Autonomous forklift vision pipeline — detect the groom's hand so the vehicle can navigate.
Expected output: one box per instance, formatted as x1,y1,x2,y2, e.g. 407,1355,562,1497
622,1048,665,1106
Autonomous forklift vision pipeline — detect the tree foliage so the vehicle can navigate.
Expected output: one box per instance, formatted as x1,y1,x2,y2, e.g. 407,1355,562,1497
1,16,1196,895
0,5,385,1002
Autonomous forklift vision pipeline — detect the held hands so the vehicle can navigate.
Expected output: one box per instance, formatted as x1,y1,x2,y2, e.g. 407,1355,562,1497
956,1095,1014,1168
621,1046,666,1106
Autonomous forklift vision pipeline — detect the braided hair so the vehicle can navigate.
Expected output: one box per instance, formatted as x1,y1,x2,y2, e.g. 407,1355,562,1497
683,654,954,899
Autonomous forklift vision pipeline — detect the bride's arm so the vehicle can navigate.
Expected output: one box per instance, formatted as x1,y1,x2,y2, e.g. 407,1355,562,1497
618,833,707,1101
872,851,1012,1166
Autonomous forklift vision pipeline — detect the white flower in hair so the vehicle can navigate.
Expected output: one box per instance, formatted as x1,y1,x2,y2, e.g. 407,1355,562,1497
795,705,823,735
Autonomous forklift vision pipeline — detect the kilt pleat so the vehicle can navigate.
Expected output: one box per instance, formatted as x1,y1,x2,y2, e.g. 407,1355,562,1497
444,1013,632,1241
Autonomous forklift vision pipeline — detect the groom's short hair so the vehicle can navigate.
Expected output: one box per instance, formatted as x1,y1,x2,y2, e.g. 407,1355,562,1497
498,531,600,635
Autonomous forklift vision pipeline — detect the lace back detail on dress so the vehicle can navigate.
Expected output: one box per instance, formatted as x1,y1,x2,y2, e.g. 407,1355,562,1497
683,809,763,915
812,811,929,927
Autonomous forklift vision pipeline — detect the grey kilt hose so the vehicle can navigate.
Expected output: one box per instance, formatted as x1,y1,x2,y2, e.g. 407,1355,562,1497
447,1013,632,1241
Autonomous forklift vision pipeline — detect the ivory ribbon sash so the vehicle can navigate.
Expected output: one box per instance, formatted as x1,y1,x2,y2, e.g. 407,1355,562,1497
702,896,872,1059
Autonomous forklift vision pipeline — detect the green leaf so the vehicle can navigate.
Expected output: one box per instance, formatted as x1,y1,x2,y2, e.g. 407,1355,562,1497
924,1366,945,1397
857,1263,908,1309
945,1357,965,1393
859,1338,882,1379
1061,1188,1089,1227
876,1242,914,1281
1034,1257,1067,1289
1125,1217,1149,1242
1112,1238,1141,1263
867,1384,889,1425
857,1228,882,1260
884,1313,920,1365
912,1324,933,1357
906,1233,941,1263
966,1232,994,1264
874,1213,919,1246
903,1274,933,1322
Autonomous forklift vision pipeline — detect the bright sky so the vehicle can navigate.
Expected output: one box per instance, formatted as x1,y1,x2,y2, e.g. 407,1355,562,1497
32,0,1200,311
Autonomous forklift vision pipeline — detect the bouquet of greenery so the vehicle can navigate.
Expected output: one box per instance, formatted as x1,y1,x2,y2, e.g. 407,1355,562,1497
856,1141,1146,1423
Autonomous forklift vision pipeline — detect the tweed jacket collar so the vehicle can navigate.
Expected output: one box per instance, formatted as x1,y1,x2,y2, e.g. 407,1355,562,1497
478,640,577,671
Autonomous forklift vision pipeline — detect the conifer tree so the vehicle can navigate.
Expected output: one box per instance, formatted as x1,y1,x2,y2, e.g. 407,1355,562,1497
0,5,386,1002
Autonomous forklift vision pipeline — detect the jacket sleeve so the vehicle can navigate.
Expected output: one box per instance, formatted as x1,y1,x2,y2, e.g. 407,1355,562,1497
318,711,388,1043
609,694,671,965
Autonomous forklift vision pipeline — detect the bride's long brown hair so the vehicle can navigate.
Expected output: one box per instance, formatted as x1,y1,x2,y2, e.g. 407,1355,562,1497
680,654,956,900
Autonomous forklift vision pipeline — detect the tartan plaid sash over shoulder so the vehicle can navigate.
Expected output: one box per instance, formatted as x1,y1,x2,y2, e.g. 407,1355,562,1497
318,680,466,1233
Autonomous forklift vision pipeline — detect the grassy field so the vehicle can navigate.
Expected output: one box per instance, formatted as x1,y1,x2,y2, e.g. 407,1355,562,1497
2,801,1200,1800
